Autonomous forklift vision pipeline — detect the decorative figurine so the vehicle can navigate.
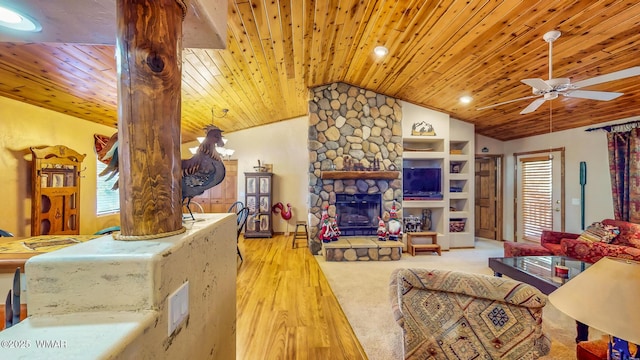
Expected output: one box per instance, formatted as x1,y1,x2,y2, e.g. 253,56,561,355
411,121,436,136
376,217,388,241
403,215,422,233
319,207,333,243
330,215,341,241
387,201,402,241
422,209,432,231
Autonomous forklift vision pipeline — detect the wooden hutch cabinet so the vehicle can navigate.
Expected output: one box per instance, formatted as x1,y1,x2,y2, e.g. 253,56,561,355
244,172,273,238
30,145,86,235
190,160,238,213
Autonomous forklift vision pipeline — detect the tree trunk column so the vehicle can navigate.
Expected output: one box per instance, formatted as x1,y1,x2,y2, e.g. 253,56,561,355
115,0,186,240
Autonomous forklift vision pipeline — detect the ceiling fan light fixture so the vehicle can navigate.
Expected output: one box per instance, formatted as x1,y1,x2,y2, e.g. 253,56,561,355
0,6,41,32
479,29,640,114
543,30,561,43
373,46,388,57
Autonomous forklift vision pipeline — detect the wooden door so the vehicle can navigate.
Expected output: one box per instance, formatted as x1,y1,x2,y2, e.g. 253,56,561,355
190,160,238,213
475,156,501,240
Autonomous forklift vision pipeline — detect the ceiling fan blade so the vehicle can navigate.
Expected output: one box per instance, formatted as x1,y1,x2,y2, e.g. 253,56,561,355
563,90,623,101
520,98,547,114
476,95,541,110
521,78,552,91
572,66,640,88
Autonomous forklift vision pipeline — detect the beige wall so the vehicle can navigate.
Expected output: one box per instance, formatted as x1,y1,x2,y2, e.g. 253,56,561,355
0,96,119,236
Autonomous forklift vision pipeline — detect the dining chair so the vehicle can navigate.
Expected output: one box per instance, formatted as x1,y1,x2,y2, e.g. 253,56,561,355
94,226,121,235
228,201,244,214
236,207,249,262
0,229,14,237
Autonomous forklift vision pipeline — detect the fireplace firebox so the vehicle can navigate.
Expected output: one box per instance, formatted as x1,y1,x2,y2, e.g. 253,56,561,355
335,193,382,236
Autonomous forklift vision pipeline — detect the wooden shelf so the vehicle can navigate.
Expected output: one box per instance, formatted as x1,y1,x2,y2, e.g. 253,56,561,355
320,170,400,180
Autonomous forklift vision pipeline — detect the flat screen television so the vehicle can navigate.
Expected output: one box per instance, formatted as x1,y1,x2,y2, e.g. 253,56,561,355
403,167,442,199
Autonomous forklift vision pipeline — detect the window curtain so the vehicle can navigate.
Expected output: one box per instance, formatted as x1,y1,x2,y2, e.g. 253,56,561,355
607,128,640,222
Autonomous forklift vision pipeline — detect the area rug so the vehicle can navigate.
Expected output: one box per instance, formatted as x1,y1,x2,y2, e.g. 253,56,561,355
316,238,603,360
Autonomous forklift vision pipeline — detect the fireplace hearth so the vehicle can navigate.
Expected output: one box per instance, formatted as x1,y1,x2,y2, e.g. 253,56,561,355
335,193,382,236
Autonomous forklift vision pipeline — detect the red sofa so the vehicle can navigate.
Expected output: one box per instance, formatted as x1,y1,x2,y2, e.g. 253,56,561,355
503,230,575,258
561,219,640,263
504,219,640,264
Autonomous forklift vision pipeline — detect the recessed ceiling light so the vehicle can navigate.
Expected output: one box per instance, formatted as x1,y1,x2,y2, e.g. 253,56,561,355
459,96,473,104
0,6,42,32
374,46,388,57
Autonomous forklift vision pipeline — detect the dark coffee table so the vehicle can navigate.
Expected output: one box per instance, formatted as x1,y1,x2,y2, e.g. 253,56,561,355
488,255,592,342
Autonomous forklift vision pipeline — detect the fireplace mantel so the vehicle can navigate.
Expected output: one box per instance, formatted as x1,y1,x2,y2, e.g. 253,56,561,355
320,170,400,180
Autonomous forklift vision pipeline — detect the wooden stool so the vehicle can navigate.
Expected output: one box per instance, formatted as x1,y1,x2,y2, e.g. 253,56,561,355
407,232,441,256
292,221,308,249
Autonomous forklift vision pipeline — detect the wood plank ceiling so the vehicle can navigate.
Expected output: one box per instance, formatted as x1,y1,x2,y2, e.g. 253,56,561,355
0,0,639,142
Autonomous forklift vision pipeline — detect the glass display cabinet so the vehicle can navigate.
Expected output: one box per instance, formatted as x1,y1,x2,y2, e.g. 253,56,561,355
244,172,273,238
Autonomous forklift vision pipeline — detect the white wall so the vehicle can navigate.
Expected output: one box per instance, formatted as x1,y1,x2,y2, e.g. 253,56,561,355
476,119,630,240
475,134,505,155
401,102,450,137
216,117,310,233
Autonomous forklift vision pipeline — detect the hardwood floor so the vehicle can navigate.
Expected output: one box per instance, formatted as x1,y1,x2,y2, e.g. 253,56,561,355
236,234,367,360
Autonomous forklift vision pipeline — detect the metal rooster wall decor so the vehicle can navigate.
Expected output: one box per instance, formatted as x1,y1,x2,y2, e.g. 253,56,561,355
95,125,227,221
181,125,226,219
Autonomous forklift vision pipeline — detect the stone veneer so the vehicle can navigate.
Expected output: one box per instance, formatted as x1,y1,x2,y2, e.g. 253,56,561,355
308,82,403,255
323,238,403,261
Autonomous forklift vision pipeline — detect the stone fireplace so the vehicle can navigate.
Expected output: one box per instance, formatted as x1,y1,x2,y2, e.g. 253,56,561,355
307,82,402,254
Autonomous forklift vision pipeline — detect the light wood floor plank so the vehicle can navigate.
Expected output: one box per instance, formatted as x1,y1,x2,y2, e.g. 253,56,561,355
236,234,367,360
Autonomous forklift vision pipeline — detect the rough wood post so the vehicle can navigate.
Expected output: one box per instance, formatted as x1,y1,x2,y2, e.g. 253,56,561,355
115,0,186,239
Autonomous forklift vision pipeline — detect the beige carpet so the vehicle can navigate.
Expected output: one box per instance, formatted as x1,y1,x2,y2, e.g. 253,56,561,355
317,238,604,359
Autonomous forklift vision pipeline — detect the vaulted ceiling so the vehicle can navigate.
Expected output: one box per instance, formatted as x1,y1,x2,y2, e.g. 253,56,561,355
0,0,639,142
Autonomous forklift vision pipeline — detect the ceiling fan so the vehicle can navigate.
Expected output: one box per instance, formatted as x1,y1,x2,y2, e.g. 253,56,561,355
478,30,640,114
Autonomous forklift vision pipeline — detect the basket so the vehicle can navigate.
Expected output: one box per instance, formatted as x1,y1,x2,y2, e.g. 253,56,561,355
449,219,466,232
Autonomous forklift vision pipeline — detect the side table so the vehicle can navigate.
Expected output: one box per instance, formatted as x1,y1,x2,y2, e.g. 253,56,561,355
407,232,441,256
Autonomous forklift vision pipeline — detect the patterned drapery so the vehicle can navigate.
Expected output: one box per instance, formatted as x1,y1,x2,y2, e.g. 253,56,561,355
607,128,640,222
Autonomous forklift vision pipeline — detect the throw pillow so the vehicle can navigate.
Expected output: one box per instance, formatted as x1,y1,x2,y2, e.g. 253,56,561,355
578,222,620,243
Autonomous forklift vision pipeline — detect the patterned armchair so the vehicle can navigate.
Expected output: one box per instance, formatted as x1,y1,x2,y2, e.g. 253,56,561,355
390,268,550,359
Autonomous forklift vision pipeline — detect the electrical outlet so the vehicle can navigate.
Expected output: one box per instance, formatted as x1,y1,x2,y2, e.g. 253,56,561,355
168,281,189,336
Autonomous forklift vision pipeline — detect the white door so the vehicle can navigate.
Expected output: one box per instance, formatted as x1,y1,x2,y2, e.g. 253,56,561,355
515,150,564,242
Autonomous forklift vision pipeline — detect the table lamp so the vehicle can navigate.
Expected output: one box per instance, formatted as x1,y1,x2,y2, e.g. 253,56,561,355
549,257,640,359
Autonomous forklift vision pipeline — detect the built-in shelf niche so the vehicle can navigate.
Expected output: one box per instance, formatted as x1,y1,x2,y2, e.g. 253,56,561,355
403,207,443,235
449,140,469,155
403,137,445,153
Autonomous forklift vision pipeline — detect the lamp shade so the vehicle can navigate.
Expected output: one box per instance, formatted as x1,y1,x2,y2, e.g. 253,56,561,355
548,257,640,344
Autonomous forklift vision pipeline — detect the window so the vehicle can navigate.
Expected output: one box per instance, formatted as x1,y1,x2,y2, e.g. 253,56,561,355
520,156,552,241
96,159,120,215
